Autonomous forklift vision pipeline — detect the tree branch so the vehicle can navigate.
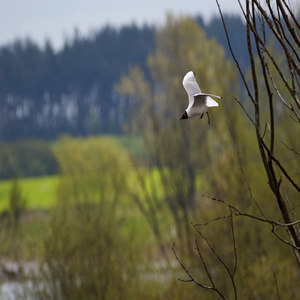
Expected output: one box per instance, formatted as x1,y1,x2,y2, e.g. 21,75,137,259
281,140,300,156
172,242,227,299
192,221,238,300
260,138,300,192
269,266,281,300
216,0,255,104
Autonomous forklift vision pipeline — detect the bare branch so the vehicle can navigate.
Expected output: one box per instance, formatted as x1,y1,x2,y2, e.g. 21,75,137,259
172,242,203,286
217,0,300,270
201,194,300,253
195,239,215,287
266,0,300,62
192,223,232,275
281,140,300,156
201,194,300,228
269,266,281,300
271,225,300,250
281,0,300,30
192,222,238,300
236,147,268,219
194,215,232,226
238,0,300,106
275,0,300,47
261,122,268,139
246,1,260,107
172,242,227,300
264,60,300,122
252,9,275,153
233,97,256,126
281,180,300,237
229,208,238,279
216,0,255,104
260,138,300,192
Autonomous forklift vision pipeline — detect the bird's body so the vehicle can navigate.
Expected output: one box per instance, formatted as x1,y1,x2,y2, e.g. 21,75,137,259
180,71,221,122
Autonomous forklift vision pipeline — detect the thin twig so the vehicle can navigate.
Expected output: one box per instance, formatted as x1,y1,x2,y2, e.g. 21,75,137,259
201,194,300,228
238,0,300,106
216,0,255,104
269,266,281,300
195,239,215,287
266,0,300,61
260,138,300,192
246,0,259,107
264,60,300,122
271,225,300,250
281,140,300,156
192,222,238,300
233,97,255,126
172,242,204,286
172,242,227,300
276,0,300,47
194,215,232,226
229,208,238,279
282,0,300,30
252,10,275,154
282,180,296,223
236,148,268,219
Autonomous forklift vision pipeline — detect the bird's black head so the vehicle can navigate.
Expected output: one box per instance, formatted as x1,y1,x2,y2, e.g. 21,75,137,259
180,111,188,120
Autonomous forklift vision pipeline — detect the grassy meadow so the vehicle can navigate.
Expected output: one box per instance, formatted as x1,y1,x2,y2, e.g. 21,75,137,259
0,171,155,260
0,134,204,263
0,136,159,260
0,175,59,212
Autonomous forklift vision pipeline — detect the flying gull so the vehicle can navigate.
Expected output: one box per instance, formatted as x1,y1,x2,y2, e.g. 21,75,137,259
180,71,222,124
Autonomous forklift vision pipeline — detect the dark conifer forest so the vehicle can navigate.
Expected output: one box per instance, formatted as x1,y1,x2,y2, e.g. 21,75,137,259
0,15,248,140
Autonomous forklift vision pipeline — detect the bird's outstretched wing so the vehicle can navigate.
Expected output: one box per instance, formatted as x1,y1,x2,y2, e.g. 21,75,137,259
198,93,222,100
182,72,201,99
206,97,219,107
194,93,221,107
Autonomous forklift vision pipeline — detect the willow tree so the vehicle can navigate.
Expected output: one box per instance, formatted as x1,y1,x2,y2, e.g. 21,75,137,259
27,137,142,300
116,15,238,254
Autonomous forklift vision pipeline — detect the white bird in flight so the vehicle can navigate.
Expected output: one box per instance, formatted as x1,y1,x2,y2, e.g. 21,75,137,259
180,71,222,124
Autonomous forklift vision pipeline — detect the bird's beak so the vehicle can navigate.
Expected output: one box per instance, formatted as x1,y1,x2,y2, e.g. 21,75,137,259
180,111,188,120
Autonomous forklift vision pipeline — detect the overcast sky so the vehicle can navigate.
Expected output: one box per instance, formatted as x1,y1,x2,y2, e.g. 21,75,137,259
0,0,298,50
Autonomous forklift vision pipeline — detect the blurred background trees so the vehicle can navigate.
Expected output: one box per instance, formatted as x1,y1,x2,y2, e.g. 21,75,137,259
116,15,238,256
29,136,143,299
0,25,155,140
0,139,58,179
0,16,248,141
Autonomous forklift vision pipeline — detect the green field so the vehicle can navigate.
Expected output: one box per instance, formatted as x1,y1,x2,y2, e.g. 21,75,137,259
0,175,59,212
0,171,155,259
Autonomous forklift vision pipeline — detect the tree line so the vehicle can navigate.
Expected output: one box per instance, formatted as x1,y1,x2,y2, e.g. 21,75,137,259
0,15,249,141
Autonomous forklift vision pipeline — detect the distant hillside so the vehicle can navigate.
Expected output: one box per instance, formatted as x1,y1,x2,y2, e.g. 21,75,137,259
0,15,247,141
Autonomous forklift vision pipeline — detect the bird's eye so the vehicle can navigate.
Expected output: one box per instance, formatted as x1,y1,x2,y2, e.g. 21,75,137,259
193,71,196,76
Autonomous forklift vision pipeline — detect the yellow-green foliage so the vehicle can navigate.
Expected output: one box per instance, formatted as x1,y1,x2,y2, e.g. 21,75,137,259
30,136,145,300
117,16,239,256
0,175,58,211
54,135,133,205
